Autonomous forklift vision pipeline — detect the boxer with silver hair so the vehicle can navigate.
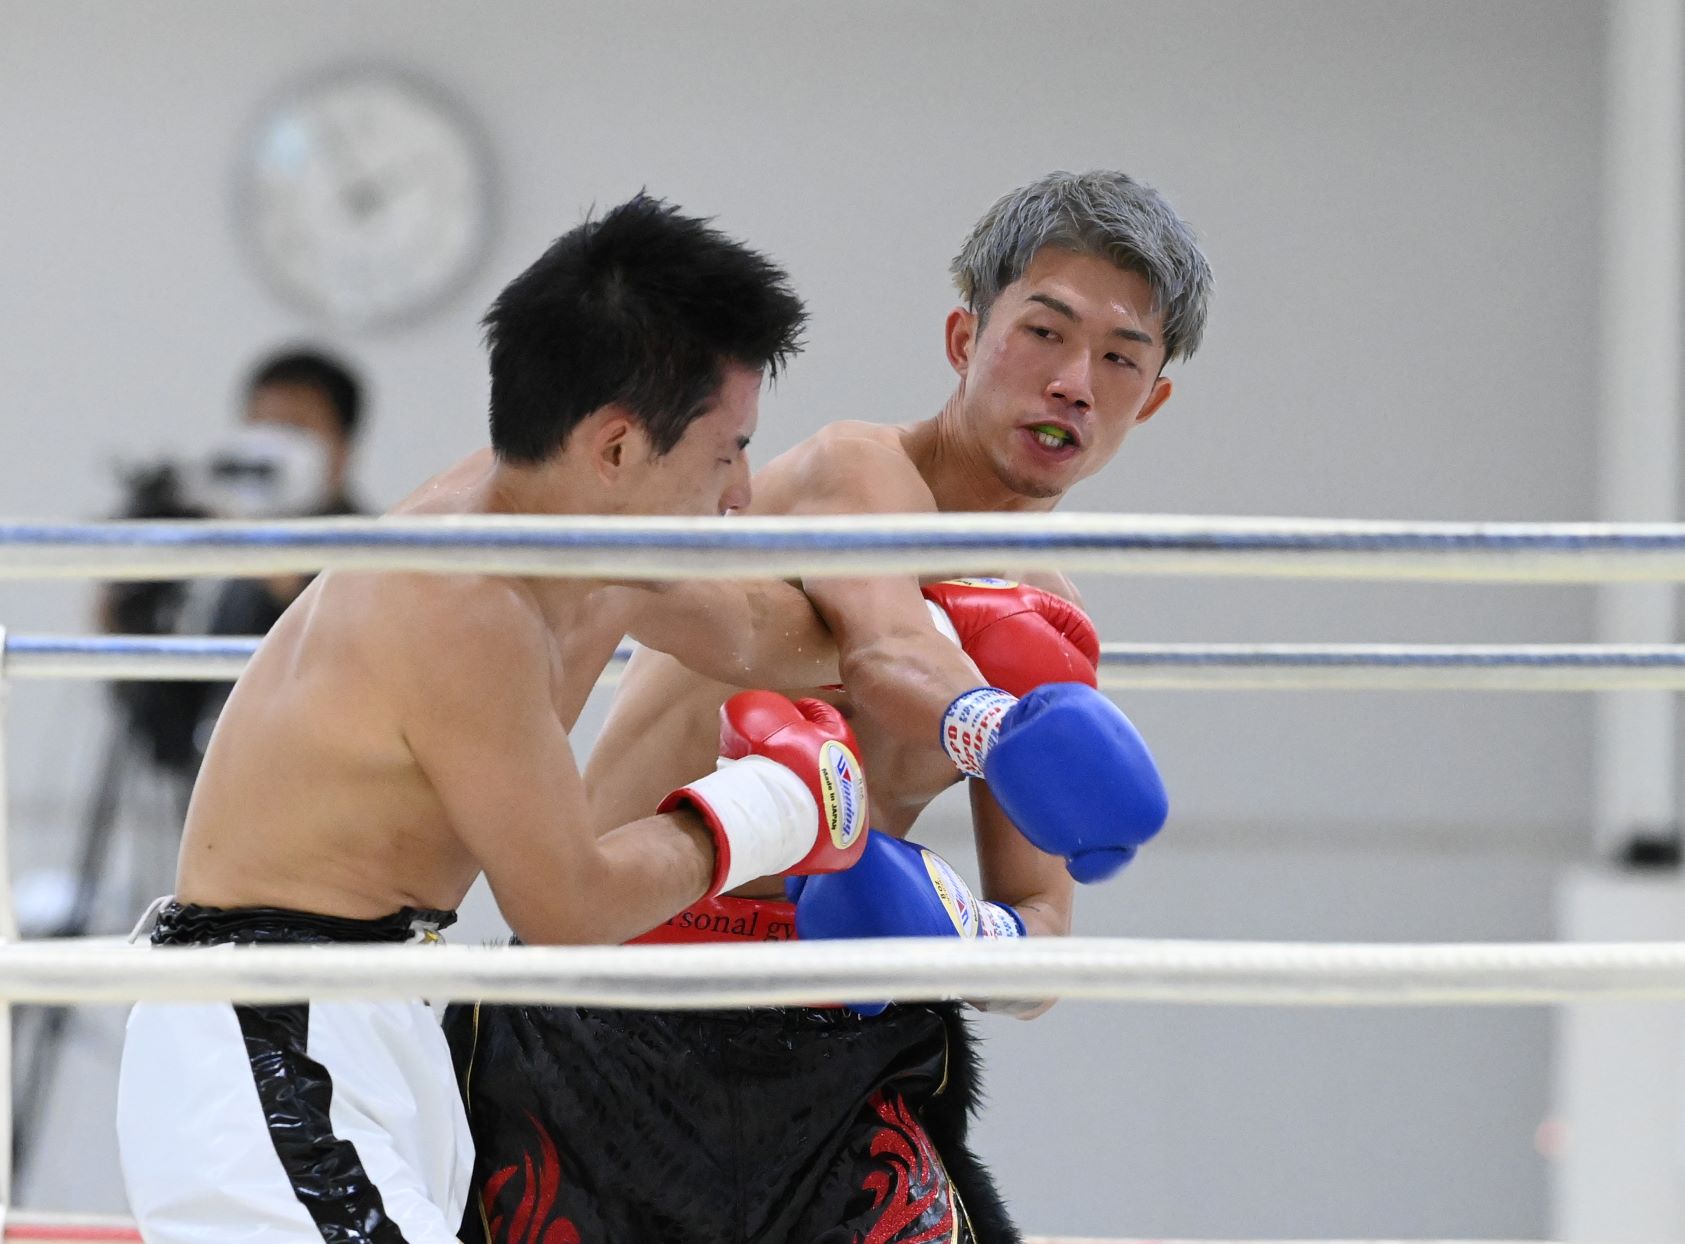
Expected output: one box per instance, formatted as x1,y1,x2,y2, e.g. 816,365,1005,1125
451,170,1214,1244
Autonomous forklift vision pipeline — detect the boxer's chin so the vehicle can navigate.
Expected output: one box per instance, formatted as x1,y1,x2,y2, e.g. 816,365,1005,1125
991,427,1086,500
994,452,1072,501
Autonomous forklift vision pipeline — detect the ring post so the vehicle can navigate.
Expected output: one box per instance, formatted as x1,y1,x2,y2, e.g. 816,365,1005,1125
1594,0,1685,859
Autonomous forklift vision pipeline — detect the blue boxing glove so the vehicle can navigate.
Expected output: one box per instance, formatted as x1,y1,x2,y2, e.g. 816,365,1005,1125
789,830,1024,1015
790,829,1025,941
791,829,1024,937
941,682,1167,883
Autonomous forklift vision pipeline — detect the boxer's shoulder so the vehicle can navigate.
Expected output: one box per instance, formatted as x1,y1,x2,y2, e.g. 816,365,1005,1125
341,571,554,710
755,421,934,515
809,419,910,453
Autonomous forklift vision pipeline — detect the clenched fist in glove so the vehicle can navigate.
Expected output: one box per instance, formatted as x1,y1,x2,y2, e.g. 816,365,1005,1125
922,580,1166,883
661,691,870,896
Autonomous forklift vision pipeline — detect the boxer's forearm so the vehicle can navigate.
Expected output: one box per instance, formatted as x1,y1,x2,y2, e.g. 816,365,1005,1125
1008,895,1071,939
499,811,714,945
730,578,841,686
629,579,840,689
592,809,719,938
971,779,1075,917
836,629,986,748
972,994,1059,1020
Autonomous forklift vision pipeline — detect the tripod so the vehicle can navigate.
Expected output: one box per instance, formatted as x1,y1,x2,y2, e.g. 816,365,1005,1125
10,705,194,1185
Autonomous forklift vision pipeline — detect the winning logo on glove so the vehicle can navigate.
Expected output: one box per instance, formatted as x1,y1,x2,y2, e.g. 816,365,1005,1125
920,849,977,937
943,576,1019,590
817,740,867,850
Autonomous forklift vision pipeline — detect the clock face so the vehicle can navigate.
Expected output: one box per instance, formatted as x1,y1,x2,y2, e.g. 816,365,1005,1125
238,68,493,330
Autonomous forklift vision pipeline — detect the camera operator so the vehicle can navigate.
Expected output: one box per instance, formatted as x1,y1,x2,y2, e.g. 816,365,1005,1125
100,347,368,773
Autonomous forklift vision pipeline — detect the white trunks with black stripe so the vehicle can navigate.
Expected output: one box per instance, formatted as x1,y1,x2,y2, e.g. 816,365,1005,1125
116,901,473,1244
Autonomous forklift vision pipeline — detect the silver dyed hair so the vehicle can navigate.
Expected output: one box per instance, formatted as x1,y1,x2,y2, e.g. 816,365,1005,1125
951,170,1213,364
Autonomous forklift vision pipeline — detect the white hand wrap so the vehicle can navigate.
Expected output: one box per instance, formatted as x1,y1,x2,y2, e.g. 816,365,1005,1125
682,756,819,895
940,687,1017,779
978,901,1026,939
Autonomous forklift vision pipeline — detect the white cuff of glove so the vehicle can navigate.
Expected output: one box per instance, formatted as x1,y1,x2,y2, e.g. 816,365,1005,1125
925,599,963,645
928,600,1019,779
941,687,1017,779
683,756,819,895
978,900,1025,939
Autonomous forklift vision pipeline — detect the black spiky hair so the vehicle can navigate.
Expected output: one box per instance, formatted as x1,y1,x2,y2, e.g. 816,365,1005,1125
483,193,806,461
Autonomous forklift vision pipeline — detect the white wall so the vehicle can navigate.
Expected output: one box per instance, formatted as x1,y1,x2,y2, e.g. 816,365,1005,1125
0,1,1611,1237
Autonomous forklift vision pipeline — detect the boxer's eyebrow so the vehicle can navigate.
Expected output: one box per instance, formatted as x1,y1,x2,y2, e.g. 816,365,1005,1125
1028,293,1155,346
1028,293,1079,321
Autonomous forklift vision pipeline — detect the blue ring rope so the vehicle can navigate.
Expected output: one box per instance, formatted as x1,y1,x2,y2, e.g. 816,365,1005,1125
7,635,259,658
11,635,1685,670
7,520,1685,554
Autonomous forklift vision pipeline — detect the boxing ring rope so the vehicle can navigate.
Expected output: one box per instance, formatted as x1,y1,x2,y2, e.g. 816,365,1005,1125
5,514,1681,1239
22,634,1685,691
15,511,1685,581
8,936,1685,1007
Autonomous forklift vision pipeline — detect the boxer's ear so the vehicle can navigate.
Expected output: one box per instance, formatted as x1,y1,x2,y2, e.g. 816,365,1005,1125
585,406,651,486
944,306,977,377
1134,376,1173,426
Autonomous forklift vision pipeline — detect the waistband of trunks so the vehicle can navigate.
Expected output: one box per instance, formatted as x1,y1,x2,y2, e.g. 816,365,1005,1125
627,894,796,945
148,899,457,946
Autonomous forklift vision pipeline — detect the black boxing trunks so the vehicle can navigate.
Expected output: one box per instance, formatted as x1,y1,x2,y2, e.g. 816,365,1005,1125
445,895,1020,1244
116,900,474,1244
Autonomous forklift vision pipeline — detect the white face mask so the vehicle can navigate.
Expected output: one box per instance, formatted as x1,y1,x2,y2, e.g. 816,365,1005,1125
196,423,333,519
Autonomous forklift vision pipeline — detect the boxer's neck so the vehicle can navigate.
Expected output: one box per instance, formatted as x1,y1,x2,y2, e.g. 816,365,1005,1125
910,392,1065,515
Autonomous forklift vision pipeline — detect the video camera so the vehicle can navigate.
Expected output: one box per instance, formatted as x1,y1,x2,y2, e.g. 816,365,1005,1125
115,423,333,525
107,422,335,636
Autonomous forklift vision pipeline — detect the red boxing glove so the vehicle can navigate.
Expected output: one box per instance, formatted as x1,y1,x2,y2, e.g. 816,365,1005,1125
660,691,870,896
921,578,1100,696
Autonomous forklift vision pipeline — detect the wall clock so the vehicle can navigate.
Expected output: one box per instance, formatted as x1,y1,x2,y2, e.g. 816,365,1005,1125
237,66,494,330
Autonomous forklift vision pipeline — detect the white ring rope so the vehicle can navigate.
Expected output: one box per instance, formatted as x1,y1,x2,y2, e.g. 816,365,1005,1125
14,513,1685,581
17,634,1685,691
7,937,1685,1008
4,635,255,681
1094,643,1685,690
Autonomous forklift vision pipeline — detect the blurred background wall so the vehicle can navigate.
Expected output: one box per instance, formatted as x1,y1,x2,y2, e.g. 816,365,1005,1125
0,1,1645,1238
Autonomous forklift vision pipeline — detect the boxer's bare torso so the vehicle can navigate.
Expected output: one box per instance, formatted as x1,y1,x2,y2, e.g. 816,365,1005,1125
177,450,638,918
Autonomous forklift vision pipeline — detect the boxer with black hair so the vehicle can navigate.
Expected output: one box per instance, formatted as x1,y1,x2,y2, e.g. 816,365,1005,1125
116,194,871,1244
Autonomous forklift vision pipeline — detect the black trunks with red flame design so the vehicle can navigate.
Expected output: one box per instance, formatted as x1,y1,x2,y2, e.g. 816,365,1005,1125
443,895,1020,1244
